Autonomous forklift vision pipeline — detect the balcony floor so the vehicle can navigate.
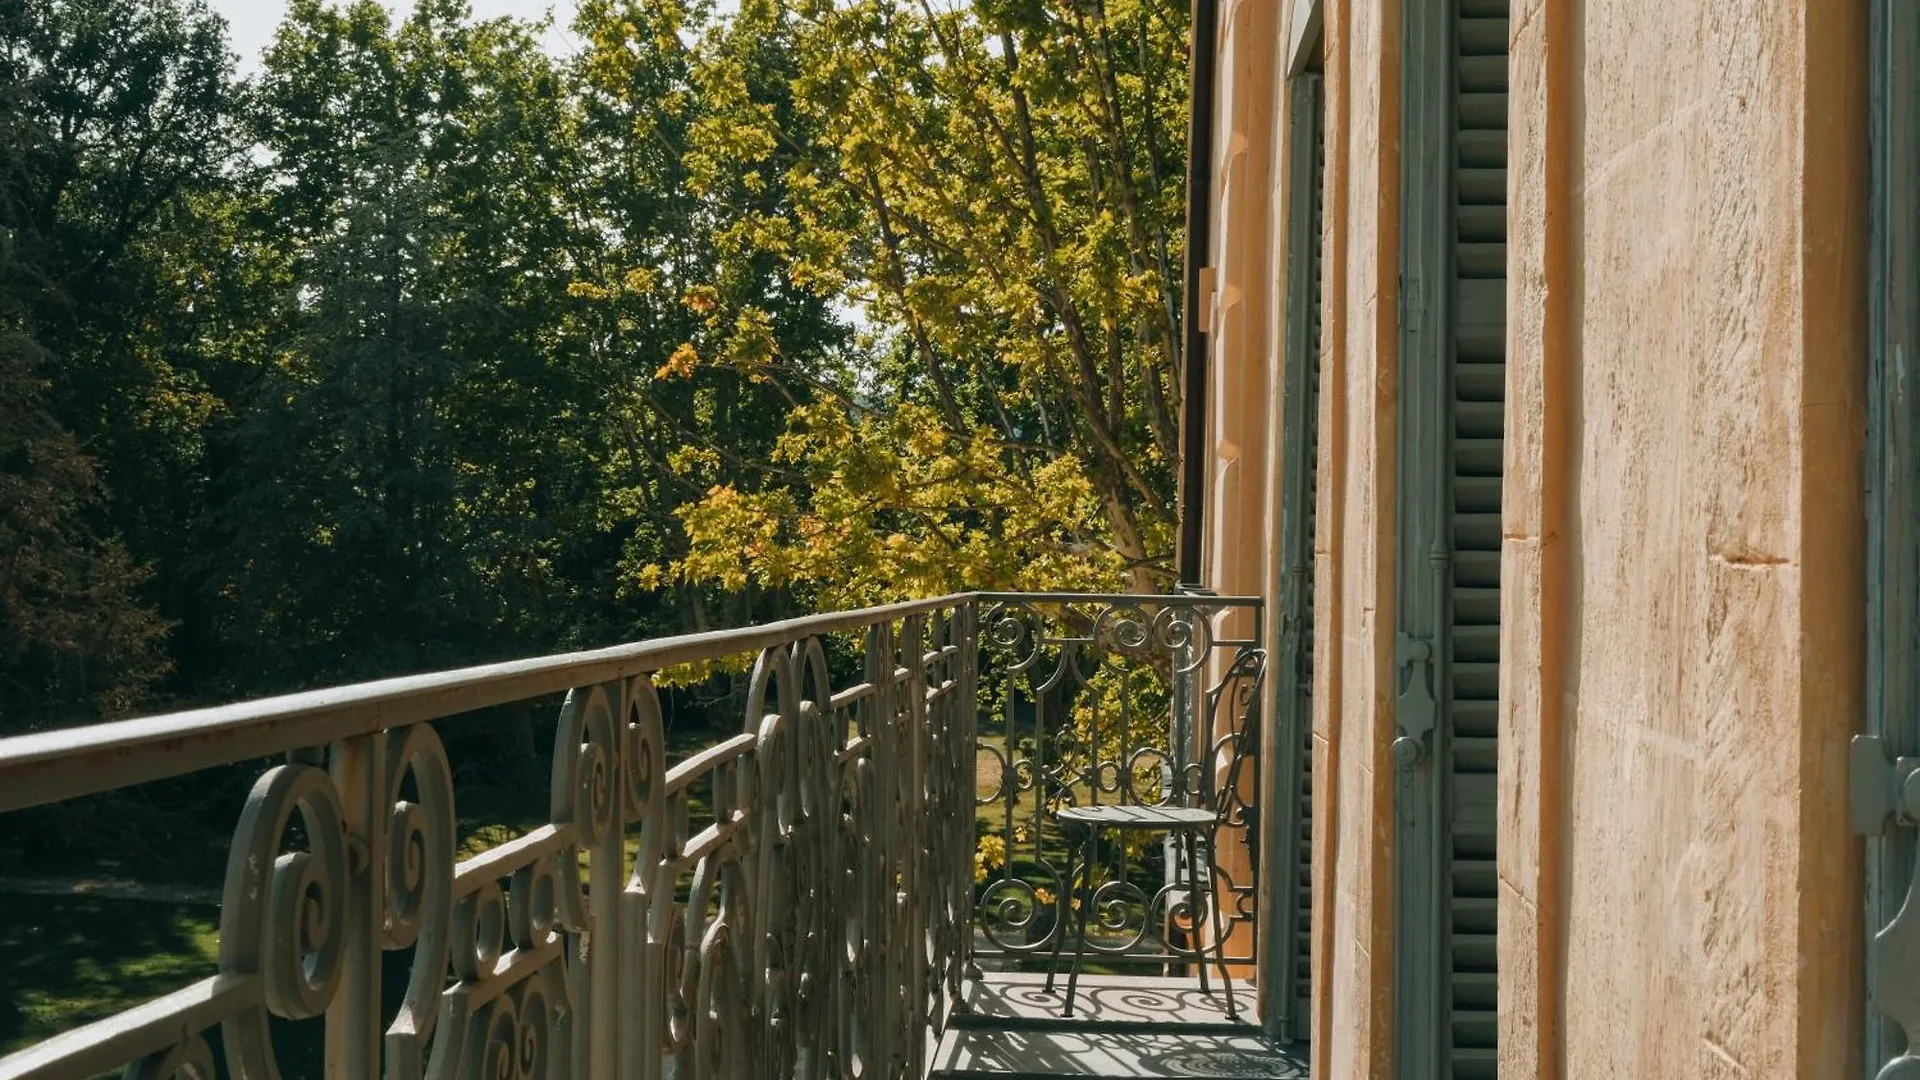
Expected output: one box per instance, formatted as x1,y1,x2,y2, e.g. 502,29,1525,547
932,973,1307,1079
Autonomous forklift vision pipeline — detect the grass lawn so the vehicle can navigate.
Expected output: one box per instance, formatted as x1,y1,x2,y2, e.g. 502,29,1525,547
0,893,396,1077
0,895,222,1058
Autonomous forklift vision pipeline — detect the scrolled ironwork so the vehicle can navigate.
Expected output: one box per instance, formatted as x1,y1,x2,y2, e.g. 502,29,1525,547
1153,604,1217,675
215,761,351,1077
1092,601,1156,656
0,590,1262,1080
969,593,1264,973
1084,879,1154,953
982,601,1044,671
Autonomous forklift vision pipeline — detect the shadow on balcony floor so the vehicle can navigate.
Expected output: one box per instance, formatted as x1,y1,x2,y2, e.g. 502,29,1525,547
931,973,1307,1079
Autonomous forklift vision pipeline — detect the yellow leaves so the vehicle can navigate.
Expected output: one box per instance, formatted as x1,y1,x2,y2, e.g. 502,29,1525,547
666,444,719,476
1033,886,1077,912
629,0,1186,610
672,399,1130,613
655,654,754,689
973,833,1006,884
570,267,663,304
722,307,777,374
655,342,701,380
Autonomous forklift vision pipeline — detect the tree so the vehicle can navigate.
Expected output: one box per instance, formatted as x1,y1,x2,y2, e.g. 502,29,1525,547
0,327,170,729
568,0,858,636
671,0,1190,606
211,0,616,686
0,0,236,729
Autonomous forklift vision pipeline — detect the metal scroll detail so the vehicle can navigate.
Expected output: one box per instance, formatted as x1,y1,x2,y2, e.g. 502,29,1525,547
970,595,1264,971
9,600,980,1080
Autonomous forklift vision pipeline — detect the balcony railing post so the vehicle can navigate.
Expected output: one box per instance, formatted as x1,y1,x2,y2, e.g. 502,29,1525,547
545,682,625,1080
326,732,385,1079
959,600,983,987
902,612,930,1080
861,618,898,1077
621,675,670,1080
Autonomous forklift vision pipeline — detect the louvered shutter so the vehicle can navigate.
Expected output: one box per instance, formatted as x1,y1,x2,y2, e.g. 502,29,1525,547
1395,1,1505,1077
1446,3,1507,1077
1273,69,1325,1046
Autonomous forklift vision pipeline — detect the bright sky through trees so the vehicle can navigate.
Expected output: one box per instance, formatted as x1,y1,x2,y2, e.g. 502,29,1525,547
207,0,584,68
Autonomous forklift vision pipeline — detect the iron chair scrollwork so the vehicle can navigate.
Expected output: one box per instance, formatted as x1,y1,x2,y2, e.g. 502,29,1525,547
1042,646,1266,1019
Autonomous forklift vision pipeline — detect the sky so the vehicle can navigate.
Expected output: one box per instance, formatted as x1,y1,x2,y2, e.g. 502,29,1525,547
206,0,585,71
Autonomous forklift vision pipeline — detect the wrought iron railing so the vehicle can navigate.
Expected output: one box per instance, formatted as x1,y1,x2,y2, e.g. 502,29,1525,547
0,597,981,1080
968,593,1264,973
0,590,1260,1080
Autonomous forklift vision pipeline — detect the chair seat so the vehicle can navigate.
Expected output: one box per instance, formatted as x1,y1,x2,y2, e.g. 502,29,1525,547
1053,804,1215,830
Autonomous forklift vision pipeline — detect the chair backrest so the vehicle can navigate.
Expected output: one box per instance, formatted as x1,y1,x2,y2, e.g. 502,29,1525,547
1198,646,1266,832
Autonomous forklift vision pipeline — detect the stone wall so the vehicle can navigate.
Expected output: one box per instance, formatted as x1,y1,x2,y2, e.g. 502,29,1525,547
1501,3,1867,1077
1202,1,1872,1076
1304,0,1398,1073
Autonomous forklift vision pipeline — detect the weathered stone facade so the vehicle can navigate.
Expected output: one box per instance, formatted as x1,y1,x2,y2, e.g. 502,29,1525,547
1200,3,1872,1076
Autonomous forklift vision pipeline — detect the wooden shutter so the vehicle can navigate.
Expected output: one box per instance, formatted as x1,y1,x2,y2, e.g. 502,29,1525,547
1396,2,1505,1078
1272,69,1325,1046
1865,3,1920,1075
1446,4,1506,1077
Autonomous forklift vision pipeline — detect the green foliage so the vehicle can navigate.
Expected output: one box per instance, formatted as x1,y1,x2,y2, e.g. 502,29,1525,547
0,0,228,726
0,0,1195,1032
0,896,220,1054
0,0,1187,722
671,0,1191,603
0,333,171,728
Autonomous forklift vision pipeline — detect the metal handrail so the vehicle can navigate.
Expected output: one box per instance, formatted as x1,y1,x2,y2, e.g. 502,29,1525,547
0,589,1266,1080
0,591,1258,814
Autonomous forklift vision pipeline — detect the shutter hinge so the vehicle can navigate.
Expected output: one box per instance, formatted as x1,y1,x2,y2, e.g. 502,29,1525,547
1853,734,1920,836
1399,273,1422,335
1282,565,1311,692
1392,631,1435,768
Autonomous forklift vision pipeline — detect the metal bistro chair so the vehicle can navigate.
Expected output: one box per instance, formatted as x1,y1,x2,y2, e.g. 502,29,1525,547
1042,646,1267,1019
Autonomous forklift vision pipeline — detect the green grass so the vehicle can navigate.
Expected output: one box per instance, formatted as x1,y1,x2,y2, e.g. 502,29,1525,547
0,893,404,1078
0,895,221,1054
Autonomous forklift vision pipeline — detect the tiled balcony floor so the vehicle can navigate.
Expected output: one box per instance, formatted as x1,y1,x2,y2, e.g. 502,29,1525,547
931,973,1308,1079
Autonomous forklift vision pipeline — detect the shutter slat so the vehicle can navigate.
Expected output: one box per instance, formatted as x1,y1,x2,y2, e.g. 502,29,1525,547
1458,168,1507,204
1448,5,1506,1076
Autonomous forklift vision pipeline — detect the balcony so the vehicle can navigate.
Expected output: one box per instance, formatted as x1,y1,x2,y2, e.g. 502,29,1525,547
0,593,1306,1080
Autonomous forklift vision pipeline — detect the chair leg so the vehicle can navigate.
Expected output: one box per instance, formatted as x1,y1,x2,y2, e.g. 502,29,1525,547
1060,827,1097,1018
1202,830,1237,1020
1042,833,1074,994
1184,829,1209,994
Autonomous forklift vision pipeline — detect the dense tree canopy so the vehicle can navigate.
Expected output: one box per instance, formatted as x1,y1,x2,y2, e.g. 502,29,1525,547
674,0,1190,602
0,0,1189,733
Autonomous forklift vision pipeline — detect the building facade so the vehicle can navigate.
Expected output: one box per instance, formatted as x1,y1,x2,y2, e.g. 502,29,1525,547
1197,1,1901,1076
